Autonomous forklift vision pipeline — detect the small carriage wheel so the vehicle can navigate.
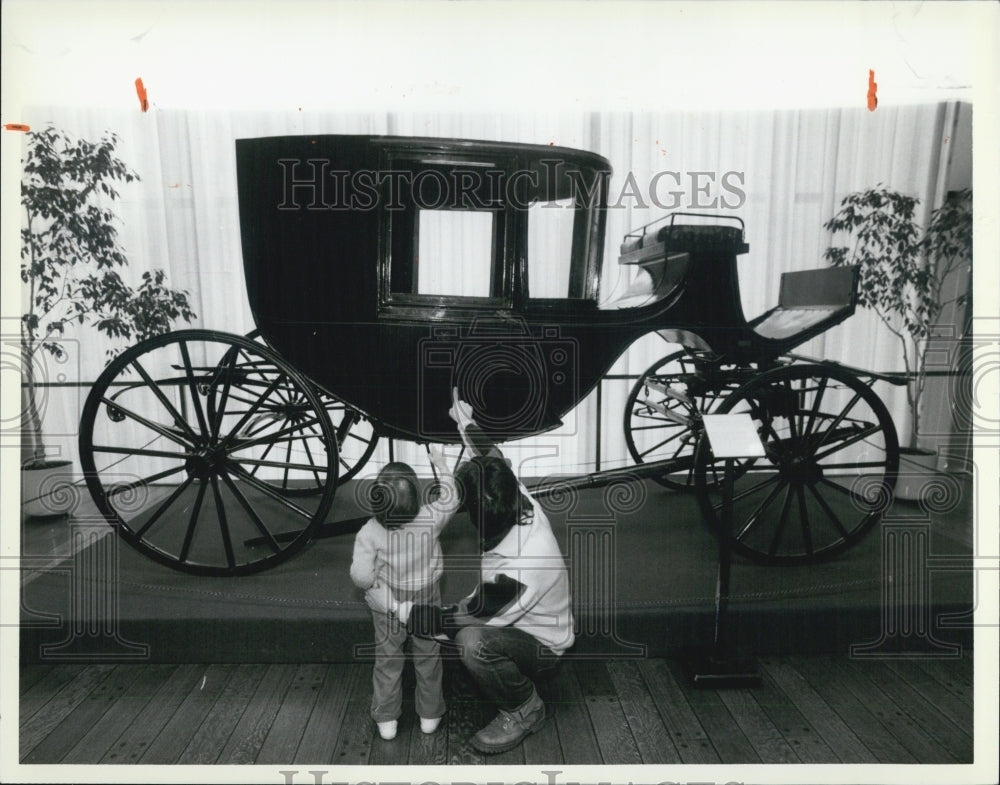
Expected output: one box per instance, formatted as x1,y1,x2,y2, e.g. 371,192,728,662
693,363,899,565
204,331,378,494
624,350,743,490
79,330,338,576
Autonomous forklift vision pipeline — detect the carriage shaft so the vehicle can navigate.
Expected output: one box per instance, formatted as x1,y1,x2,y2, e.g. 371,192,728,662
525,455,695,499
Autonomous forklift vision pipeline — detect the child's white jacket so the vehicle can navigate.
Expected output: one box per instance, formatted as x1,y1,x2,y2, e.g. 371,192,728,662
350,474,459,593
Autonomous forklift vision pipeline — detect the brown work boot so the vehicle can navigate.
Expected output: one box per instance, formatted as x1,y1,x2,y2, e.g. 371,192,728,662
471,688,546,754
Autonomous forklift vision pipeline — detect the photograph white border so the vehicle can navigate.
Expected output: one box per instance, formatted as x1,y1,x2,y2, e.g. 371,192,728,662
3,3,997,784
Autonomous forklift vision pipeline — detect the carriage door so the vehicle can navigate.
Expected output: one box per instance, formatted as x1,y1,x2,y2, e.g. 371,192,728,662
375,147,549,439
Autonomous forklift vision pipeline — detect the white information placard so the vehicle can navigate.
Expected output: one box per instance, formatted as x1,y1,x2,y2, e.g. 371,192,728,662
702,413,766,459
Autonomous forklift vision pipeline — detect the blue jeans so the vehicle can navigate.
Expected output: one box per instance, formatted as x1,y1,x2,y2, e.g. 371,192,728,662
454,625,559,711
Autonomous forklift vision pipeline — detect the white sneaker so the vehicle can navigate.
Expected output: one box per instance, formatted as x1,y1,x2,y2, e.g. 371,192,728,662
376,720,398,740
419,716,442,734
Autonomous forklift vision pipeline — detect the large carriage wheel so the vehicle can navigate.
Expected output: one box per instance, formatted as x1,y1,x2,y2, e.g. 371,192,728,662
693,363,899,565
624,350,743,489
208,330,378,495
79,330,338,576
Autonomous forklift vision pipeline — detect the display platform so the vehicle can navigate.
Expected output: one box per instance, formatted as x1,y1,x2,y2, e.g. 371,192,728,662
20,478,974,663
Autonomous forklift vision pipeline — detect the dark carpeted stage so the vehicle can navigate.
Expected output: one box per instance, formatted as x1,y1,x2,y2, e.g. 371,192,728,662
20,477,974,663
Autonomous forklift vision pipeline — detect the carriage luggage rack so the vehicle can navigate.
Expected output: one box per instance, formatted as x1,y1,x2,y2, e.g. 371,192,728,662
619,212,748,264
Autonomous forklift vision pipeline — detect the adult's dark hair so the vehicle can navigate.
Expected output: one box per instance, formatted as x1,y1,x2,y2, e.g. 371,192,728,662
455,456,527,549
371,462,420,527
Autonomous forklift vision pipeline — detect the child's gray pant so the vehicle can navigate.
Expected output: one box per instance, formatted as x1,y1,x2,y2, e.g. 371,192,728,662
369,583,445,722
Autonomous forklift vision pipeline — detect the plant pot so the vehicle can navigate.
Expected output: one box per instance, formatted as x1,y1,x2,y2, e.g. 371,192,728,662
21,459,76,518
893,447,939,503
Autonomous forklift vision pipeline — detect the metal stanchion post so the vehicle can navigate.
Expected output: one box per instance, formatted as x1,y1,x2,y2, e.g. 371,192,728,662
690,415,763,687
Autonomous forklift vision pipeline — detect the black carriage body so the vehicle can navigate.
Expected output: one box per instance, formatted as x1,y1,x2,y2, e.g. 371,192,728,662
236,135,856,443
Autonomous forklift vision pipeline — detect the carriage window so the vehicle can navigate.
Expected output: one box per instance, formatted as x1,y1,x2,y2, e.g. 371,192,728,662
527,199,575,298
383,152,510,308
414,210,495,297
524,164,604,303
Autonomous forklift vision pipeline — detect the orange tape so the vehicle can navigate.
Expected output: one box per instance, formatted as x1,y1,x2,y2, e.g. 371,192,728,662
135,77,149,112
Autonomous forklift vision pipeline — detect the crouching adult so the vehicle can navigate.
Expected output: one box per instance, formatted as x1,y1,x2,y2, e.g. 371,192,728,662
375,397,575,754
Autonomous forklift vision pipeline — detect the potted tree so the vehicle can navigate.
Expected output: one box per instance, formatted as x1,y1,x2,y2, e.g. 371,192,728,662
21,124,196,517
824,186,972,501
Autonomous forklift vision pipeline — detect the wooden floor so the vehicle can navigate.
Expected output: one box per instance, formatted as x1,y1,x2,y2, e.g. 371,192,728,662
20,651,974,765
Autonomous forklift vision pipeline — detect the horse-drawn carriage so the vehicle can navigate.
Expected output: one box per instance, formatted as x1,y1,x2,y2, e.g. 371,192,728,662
79,135,900,575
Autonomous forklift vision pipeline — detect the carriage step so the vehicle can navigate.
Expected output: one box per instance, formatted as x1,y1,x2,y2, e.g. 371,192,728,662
639,398,694,427
644,379,692,402
641,380,696,426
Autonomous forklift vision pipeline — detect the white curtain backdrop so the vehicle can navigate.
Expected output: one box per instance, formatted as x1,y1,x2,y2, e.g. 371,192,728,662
18,103,967,481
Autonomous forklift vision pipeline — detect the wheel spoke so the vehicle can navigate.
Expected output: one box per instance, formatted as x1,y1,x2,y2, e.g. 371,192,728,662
130,359,200,443
210,349,239,439
816,459,891,471
97,397,191,449
796,484,814,557
733,477,786,541
817,475,876,508
637,428,689,460
217,390,276,411
230,455,332,474
729,473,781,505
219,470,282,554
218,373,286,449
240,415,284,440
300,437,325,491
225,415,324,454
811,389,863,451
210,476,237,570
630,421,685,432
178,481,208,564
228,463,322,521
767,484,795,557
92,444,191,461
807,483,853,541
134,477,195,539
344,430,373,446
786,380,800,441
178,340,211,439
281,429,294,491
250,437,277,479
246,352,291,400
812,423,884,462
107,464,188,500
802,374,829,438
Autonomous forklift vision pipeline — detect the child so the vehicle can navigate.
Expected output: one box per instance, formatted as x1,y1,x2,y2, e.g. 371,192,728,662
399,393,574,754
350,446,458,740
